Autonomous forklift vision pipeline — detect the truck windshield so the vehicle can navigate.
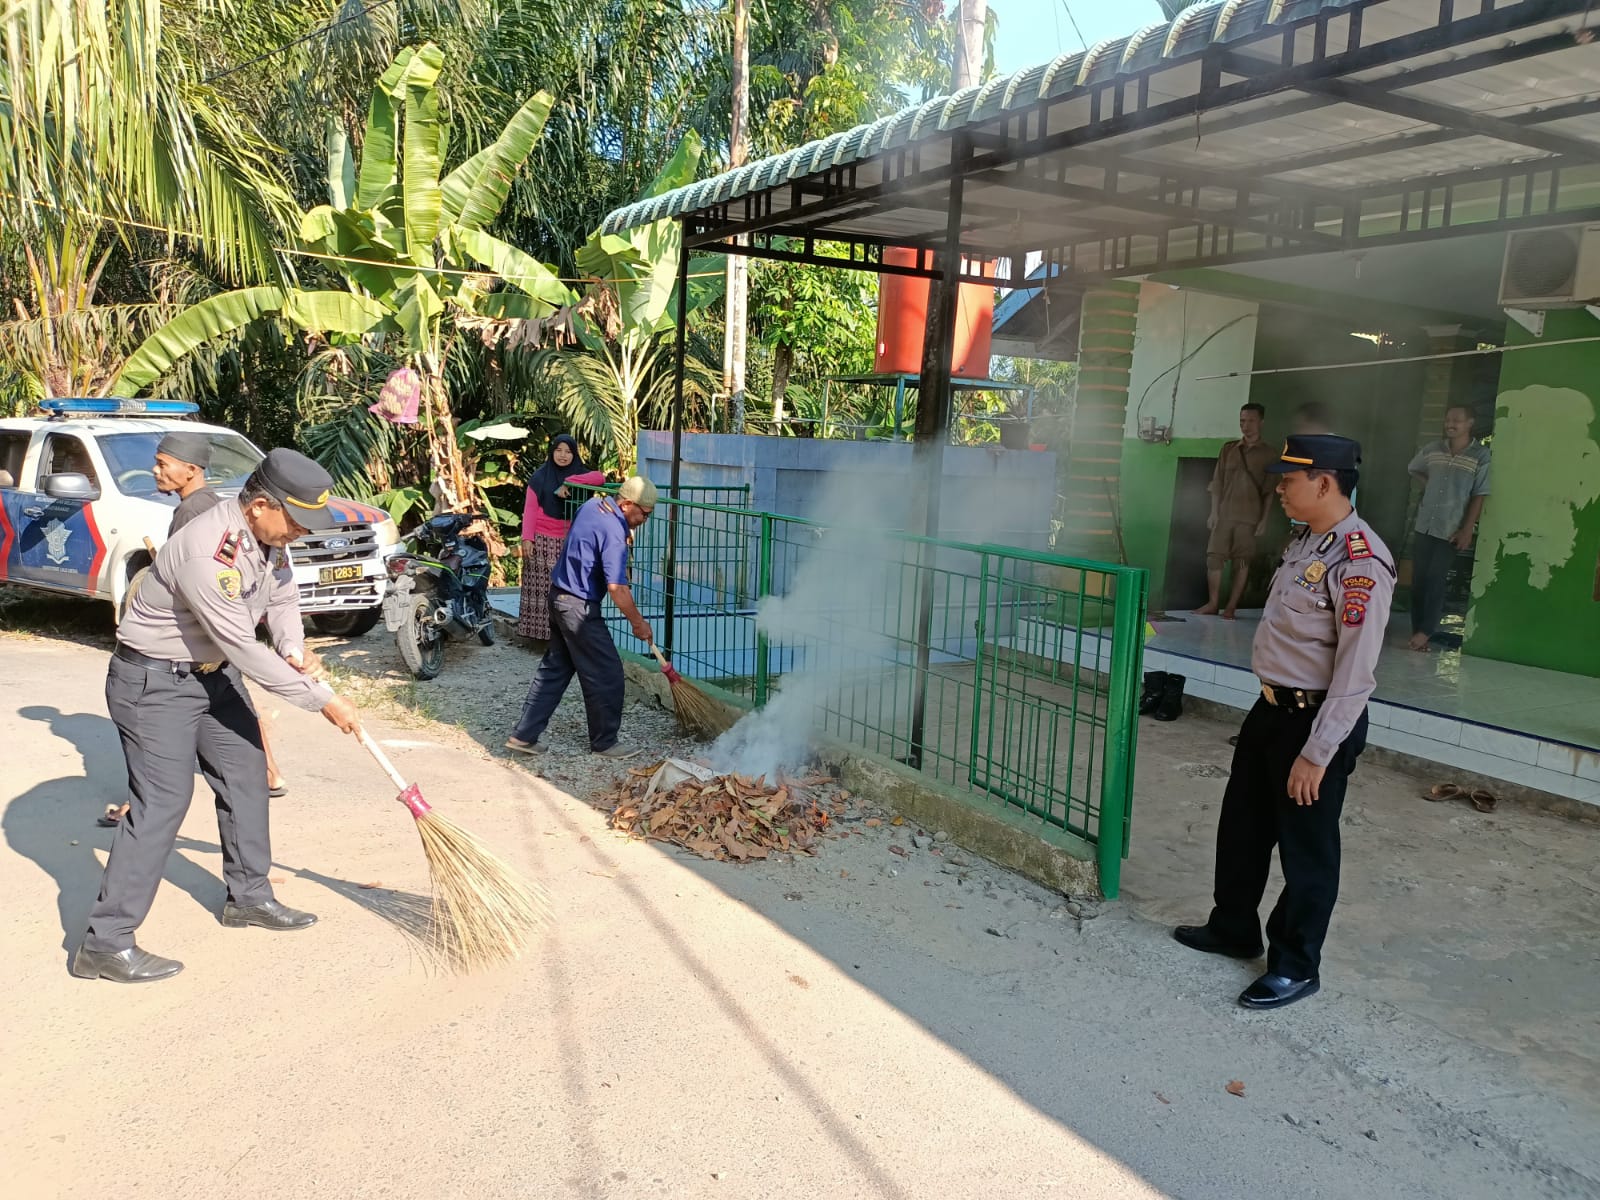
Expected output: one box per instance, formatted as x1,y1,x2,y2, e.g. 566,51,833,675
99,431,264,498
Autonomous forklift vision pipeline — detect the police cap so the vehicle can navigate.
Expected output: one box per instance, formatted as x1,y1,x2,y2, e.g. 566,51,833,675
255,448,338,530
156,431,212,469
1266,433,1362,474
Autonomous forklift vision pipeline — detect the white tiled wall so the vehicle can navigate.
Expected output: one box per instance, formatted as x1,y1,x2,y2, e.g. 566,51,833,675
1007,620,1600,810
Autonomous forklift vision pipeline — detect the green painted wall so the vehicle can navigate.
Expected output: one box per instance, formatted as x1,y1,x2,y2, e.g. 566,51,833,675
1465,310,1600,676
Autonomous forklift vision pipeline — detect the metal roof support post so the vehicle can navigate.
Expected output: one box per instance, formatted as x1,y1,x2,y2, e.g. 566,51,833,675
663,224,689,656
907,133,969,772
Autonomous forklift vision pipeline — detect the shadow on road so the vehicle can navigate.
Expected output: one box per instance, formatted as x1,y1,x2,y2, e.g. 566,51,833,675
5,706,224,954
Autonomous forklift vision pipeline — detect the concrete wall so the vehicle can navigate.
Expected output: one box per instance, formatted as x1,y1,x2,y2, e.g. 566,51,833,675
636,431,1059,552
1466,310,1600,676
1116,284,1261,607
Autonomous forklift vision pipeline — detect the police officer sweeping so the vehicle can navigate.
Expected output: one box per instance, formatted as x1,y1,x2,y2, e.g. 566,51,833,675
505,476,656,758
73,448,361,984
1174,434,1394,1010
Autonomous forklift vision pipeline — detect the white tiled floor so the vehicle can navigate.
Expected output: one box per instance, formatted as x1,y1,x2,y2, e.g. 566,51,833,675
1146,609,1600,751
1011,613,1600,809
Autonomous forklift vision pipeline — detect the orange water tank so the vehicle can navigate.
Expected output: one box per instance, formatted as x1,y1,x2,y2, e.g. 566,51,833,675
874,248,995,379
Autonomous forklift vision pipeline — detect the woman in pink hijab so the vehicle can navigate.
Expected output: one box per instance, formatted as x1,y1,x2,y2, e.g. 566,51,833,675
518,434,605,642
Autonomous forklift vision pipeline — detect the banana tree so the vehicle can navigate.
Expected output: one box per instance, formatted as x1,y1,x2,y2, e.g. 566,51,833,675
113,42,571,511
523,134,723,472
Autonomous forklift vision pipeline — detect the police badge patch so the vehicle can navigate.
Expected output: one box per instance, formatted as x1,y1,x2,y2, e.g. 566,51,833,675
1304,561,1327,584
1342,599,1367,626
216,568,243,600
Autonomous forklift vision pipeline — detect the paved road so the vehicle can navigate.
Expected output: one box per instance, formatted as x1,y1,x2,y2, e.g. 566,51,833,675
0,634,1588,1199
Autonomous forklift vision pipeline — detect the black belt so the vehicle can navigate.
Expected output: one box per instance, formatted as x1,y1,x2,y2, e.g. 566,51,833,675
1260,682,1326,709
114,643,227,675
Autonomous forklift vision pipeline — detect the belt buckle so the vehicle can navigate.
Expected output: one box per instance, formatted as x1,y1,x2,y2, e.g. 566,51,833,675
1260,683,1276,707
196,661,221,674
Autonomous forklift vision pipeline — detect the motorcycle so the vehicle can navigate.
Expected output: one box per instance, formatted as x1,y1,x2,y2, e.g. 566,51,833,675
381,511,495,679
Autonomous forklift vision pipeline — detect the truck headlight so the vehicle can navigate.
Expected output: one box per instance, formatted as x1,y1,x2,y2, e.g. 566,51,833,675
375,517,400,548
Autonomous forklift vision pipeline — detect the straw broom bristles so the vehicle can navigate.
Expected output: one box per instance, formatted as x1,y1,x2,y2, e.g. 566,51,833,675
410,805,554,970
650,644,737,740
358,730,552,972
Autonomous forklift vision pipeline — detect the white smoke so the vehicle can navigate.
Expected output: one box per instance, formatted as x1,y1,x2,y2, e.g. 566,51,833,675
706,470,933,780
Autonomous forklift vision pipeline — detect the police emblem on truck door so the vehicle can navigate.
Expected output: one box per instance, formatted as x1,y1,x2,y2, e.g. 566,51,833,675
43,520,71,565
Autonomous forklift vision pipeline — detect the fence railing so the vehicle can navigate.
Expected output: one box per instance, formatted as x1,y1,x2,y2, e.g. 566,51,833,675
566,482,1145,896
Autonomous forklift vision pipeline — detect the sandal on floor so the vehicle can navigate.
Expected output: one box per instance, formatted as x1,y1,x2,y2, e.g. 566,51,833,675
97,804,125,828
1421,783,1464,803
1470,788,1498,813
268,784,288,798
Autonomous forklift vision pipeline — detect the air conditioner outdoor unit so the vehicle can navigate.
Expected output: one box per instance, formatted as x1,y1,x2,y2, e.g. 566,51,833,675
1498,224,1600,307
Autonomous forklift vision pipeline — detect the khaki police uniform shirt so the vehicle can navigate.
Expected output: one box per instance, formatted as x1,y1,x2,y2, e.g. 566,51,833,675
119,497,334,712
1250,508,1395,768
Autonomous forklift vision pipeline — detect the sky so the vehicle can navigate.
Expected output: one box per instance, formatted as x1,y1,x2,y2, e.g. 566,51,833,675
990,0,1169,75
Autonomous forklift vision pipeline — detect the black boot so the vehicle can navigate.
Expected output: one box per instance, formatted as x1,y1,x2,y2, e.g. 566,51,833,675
1138,670,1168,716
1153,674,1185,722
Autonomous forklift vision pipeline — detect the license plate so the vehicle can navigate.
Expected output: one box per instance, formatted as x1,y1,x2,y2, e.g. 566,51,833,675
319,564,364,585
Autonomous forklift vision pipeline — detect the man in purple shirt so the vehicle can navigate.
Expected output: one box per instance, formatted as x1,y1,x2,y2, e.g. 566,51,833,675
506,476,656,757
1173,435,1395,1010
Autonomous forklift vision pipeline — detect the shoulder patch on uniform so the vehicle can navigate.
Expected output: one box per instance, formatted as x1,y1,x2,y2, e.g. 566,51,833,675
1343,574,1376,591
214,530,242,566
1342,588,1372,605
1346,531,1373,560
1316,531,1339,555
216,568,242,601
1342,599,1367,626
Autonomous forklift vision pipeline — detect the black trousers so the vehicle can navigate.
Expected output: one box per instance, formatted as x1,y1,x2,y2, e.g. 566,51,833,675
1207,699,1368,980
512,592,624,751
85,657,274,953
1410,532,1455,637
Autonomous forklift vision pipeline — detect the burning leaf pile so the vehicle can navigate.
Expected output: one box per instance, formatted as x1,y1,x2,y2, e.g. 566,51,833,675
607,760,839,862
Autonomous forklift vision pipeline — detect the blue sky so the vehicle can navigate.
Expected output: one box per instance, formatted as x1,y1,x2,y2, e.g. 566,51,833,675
991,0,1168,74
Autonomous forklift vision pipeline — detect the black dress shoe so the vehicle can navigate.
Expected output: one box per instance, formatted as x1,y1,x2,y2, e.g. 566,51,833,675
221,899,317,931
1239,973,1320,1010
71,944,183,983
1173,924,1263,959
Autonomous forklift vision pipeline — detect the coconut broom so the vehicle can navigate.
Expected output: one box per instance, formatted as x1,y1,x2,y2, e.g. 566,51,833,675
649,643,736,740
357,728,552,970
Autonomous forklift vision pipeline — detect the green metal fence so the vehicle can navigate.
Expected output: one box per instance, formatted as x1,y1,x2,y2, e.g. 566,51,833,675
568,482,1146,895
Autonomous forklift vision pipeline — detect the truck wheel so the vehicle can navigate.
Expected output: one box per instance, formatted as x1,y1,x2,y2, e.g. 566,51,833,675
396,595,445,680
310,609,382,638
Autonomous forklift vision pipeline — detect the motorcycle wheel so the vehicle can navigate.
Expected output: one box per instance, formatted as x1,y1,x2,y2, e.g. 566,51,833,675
397,594,445,680
309,609,381,638
477,621,496,647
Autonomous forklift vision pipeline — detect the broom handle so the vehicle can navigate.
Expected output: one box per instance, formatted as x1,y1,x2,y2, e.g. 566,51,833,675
649,642,670,669
356,727,410,791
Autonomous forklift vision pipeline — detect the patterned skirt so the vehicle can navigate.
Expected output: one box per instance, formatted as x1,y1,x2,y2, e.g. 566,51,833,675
517,533,564,640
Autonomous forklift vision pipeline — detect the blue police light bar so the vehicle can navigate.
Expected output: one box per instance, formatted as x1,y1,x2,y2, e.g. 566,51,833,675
40,398,200,417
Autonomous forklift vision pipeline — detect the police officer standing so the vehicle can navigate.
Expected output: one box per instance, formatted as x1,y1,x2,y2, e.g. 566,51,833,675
73,449,361,984
506,476,656,757
1174,434,1394,1010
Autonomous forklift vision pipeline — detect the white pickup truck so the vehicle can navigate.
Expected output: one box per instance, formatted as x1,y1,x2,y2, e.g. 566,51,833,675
0,398,401,635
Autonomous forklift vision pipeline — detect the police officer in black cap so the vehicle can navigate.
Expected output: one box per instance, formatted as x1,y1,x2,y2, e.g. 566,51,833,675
74,449,362,984
1174,434,1395,1010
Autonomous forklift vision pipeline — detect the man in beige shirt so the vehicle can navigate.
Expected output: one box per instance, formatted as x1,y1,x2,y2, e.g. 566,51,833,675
1196,403,1276,619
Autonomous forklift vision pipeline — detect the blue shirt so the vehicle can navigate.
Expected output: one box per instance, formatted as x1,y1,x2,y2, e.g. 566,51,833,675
550,495,630,602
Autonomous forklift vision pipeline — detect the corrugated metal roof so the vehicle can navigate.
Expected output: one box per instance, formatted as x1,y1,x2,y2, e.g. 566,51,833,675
601,0,1367,234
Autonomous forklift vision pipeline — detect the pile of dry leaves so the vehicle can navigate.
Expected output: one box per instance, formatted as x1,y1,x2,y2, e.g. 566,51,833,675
607,761,841,862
